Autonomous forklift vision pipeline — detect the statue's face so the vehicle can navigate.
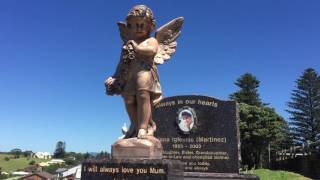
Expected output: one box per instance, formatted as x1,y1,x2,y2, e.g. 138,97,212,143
126,17,151,40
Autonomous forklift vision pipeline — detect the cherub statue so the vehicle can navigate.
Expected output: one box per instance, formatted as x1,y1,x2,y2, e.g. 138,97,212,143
105,5,183,139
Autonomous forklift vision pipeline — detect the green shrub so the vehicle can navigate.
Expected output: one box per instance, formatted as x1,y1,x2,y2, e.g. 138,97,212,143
0,174,9,180
29,160,36,165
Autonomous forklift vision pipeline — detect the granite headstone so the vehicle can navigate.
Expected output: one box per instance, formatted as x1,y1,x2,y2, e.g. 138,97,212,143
153,95,241,174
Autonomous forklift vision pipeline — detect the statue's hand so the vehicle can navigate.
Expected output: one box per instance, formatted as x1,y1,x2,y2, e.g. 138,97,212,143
105,76,121,95
105,77,116,86
127,40,138,50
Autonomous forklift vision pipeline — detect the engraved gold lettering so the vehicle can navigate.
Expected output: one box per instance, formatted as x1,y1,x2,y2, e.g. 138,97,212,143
155,100,176,108
197,99,218,107
136,168,147,174
121,167,134,173
150,167,165,174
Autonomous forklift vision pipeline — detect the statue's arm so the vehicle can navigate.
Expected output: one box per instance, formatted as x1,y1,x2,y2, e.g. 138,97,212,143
130,38,159,58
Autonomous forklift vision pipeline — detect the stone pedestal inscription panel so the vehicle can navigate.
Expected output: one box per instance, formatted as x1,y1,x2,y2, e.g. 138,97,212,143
81,159,183,180
153,95,240,173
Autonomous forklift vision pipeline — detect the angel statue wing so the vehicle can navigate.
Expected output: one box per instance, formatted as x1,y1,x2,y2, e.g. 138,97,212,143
154,17,184,65
117,21,130,43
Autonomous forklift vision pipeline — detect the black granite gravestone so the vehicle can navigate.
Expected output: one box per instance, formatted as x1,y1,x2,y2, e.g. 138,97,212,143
153,95,241,174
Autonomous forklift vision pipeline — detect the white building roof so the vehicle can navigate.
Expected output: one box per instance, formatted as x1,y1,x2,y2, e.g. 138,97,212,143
35,152,51,156
62,165,81,178
48,159,65,163
12,171,30,176
38,162,50,167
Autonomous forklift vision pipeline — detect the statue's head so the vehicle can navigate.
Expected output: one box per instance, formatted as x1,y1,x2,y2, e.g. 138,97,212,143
126,5,156,39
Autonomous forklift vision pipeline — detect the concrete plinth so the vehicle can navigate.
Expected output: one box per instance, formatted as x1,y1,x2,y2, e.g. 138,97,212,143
111,136,163,160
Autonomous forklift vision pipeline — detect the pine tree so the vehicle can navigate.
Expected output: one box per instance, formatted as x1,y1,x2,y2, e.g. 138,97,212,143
54,141,66,158
230,73,262,106
287,68,320,144
230,73,289,168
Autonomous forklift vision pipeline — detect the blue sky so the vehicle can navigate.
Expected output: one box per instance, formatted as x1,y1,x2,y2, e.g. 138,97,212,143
0,0,319,153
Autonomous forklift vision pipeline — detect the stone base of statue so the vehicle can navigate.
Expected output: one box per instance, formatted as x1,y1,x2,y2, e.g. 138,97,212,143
111,136,163,159
81,136,184,180
81,158,184,180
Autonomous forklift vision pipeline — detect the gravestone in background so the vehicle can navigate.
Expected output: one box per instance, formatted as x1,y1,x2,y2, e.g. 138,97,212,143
154,95,258,179
154,95,240,173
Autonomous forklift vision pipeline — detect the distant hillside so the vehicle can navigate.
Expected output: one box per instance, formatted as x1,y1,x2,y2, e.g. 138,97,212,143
0,154,47,173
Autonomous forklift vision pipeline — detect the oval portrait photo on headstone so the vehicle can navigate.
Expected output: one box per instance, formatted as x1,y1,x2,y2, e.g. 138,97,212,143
176,106,197,134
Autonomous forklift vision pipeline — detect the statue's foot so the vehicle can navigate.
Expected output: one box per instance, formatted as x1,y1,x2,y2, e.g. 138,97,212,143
147,126,154,136
147,123,156,136
137,129,148,139
124,125,135,139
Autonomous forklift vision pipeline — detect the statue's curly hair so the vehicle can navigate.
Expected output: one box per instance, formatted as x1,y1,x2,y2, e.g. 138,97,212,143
126,5,156,28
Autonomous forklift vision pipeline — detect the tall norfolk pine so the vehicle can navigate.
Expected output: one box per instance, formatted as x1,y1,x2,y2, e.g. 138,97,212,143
230,73,289,168
287,68,320,144
230,73,262,107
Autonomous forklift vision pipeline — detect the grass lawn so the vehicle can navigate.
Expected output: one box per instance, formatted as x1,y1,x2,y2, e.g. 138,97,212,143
250,169,311,180
0,154,47,173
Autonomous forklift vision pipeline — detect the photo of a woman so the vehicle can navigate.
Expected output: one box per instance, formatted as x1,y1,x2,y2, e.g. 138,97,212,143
177,109,194,133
